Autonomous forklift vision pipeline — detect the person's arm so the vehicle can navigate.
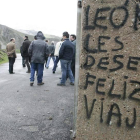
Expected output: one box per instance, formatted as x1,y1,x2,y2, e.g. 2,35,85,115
45,43,49,57
50,46,55,56
73,45,75,58
8,44,16,55
49,46,53,55
45,44,50,56
22,42,26,53
52,46,55,54
59,43,65,59
6,45,9,56
28,41,33,56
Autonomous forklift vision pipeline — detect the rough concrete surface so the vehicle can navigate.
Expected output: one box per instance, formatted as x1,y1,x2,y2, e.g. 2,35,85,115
0,54,74,140
76,0,140,139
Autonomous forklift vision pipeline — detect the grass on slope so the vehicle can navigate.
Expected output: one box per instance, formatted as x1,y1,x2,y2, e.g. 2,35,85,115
0,50,8,65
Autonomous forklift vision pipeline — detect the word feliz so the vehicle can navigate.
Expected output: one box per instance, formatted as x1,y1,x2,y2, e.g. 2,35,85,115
84,96,136,128
84,73,140,102
84,0,140,31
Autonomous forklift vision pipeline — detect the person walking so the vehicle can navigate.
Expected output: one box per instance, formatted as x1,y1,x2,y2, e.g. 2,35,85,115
57,32,75,86
22,36,31,73
20,45,26,67
46,41,55,69
52,38,64,73
45,40,49,67
28,31,48,86
70,34,76,78
6,38,17,74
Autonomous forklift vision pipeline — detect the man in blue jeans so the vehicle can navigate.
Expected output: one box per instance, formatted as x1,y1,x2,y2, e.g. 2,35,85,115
28,31,48,86
57,31,75,86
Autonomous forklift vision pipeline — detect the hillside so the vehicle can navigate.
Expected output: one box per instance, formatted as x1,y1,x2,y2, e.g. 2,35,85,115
0,24,34,49
0,25,61,50
17,29,61,45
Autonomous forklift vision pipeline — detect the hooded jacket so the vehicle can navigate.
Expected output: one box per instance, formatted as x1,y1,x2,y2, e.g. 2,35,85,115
28,31,48,63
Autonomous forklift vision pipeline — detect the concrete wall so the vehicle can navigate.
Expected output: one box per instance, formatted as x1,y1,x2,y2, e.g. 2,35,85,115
76,0,140,139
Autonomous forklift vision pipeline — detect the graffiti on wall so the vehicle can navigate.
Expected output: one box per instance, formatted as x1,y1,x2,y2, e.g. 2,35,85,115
82,0,140,128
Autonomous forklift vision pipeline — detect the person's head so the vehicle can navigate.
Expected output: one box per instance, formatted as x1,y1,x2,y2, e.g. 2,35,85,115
61,38,64,42
45,40,49,43
34,35,37,40
36,31,45,40
25,35,28,40
70,34,76,41
63,31,69,39
10,38,15,43
51,41,54,45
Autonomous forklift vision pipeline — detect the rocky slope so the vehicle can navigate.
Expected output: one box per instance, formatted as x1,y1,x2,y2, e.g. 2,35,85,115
18,29,61,45
0,25,61,49
0,24,34,49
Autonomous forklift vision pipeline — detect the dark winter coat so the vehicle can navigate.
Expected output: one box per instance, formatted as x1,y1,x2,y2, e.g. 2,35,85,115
28,31,48,64
48,43,55,57
20,46,23,57
71,40,76,60
22,39,31,57
59,39,74,60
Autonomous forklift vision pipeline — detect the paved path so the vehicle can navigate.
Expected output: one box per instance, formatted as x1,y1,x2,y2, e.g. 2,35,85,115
0,54,74,140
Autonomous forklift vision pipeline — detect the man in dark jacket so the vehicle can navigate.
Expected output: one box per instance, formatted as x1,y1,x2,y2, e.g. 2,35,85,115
45,39,49,67
28,31,48,86
22,36,31,73
70,34,76,78
20,45,26,67
57,31,75,86
46,41,55,69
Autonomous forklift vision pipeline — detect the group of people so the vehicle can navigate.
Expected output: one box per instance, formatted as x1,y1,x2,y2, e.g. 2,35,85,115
6,31,76,86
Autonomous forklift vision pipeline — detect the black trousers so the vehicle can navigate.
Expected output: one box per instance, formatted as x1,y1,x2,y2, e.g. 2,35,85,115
8,57,15,73
45,56,48,67
71,59,75,78
22,57,26,66
24,57,31,72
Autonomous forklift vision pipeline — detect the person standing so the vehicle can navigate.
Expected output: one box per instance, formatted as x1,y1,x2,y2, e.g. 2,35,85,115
28,31,48,86
22,36,31,73
45,40,49,67
20,45,26,67
70,34,76,78
52,38,64,73
46,41,55,69
6,38,17,74
57,32,75,86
